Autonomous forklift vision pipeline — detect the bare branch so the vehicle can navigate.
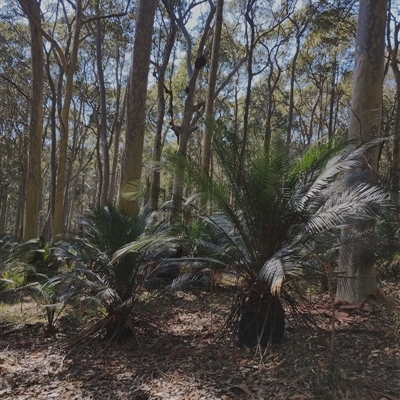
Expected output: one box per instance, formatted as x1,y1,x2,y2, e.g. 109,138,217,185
83,12,127,24
0,74,29,100
214,56,247,99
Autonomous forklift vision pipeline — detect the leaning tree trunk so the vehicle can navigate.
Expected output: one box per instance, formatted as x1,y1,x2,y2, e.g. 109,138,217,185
336,0,388,304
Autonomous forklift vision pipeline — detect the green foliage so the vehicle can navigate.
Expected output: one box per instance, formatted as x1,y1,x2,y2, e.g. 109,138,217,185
180,126,392,296
57,205,164,348
0,237,76,333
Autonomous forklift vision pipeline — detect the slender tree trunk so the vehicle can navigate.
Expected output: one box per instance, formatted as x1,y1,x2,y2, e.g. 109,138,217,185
201,0,224,177
336,0,387,304
0,182,8,235
286,20,308,147
171,2,216,214
41,49,58,241
18,0,44,240
389,19,400,204
15,136,28,238
328,59,337,140
108,46,125,205
53,0,83,241
391,92,400,204
109,90,126,205
95,0,110,207
240,0,255,164
118,0,157,216
149,8,176,211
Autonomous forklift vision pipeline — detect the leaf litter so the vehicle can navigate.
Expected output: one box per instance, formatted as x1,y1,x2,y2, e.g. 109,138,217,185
0,284,399,400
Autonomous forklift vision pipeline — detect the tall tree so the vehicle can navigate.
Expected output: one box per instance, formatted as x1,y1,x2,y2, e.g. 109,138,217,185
336,0,388,303
118,0,157,216
18,0,44,240
94,0,110,207
149,3,177,211
201,0,224,177
170,1,216,214
48,0,84,241
388,5,400,204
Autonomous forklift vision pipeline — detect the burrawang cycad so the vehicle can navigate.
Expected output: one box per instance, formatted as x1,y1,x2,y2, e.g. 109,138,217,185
180,128,393,349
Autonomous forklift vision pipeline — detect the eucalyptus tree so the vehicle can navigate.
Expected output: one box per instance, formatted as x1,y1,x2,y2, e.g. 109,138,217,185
82,0,131,208
165,0,250,214
17,0,44,240
149,1,177,211
387,2,400,204
294,0,356,145
336,0,388,303
0,13,31,236
168,0,216,214
201,0,224,178
285,6,310,147
118,0,157,216
43,0,84,241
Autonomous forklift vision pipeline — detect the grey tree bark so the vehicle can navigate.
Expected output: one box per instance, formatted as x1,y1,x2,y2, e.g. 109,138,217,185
336,0,388,304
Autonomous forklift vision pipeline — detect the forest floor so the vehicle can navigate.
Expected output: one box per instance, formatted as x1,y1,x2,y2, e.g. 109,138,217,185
0,282,400,400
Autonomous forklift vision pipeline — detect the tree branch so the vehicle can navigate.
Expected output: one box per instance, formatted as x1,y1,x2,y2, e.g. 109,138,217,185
0,74,29,99
83,12,127,24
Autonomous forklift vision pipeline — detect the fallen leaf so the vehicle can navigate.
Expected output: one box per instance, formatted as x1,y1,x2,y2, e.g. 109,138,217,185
317,360,327,370
290,394,308,400
370,390,400,400
231,383,253,397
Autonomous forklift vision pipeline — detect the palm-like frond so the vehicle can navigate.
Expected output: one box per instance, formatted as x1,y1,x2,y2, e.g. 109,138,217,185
176,127,392,296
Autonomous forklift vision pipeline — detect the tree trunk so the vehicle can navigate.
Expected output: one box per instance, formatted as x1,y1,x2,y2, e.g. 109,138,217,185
109,90,126,205
336,0,387,304
391,92,400,204
108,46,125,205
389,19,400,204
286,19,308,147
239,0,255,164
149,6,176,211
118,0,157,216
18,0,44,240
171,2,216,214
53,0,83,241
201,0,224,177
0,182,9,235
95,0,110,207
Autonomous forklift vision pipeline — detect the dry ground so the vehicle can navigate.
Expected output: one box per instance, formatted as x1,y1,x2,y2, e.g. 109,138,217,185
0,283,400,400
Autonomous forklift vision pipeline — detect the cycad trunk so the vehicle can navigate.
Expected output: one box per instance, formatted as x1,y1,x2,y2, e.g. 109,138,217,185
238,283,285,347
336,0,387,304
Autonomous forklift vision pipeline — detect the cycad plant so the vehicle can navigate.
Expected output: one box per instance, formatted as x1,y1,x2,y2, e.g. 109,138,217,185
0,237,75,333
181,126,391,347
61,205,153,347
